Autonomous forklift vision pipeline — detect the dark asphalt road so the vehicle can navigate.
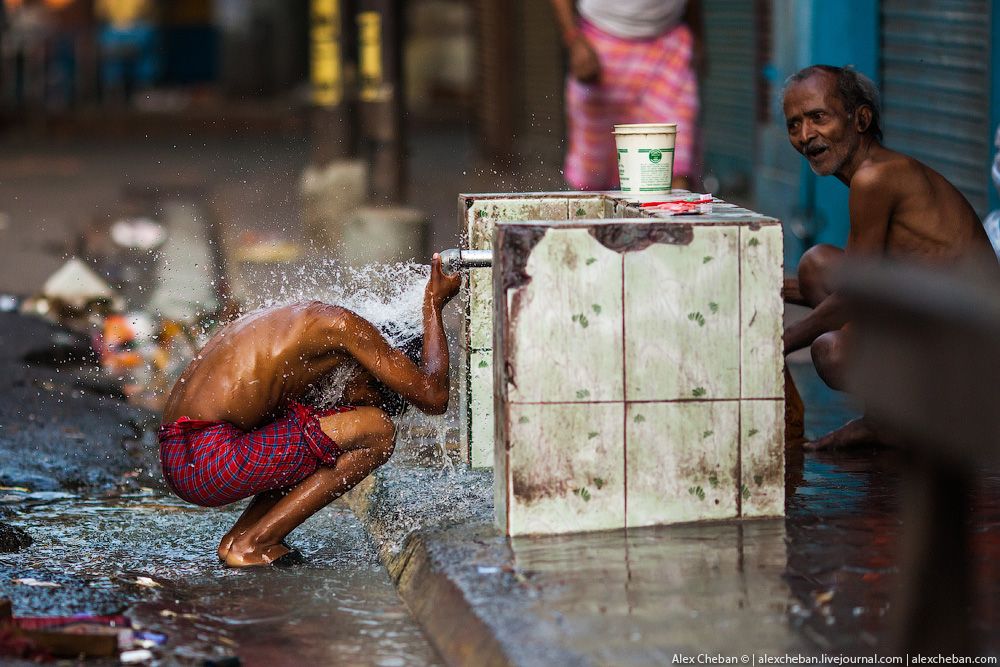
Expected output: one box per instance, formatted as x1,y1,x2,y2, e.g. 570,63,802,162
0,311,161,496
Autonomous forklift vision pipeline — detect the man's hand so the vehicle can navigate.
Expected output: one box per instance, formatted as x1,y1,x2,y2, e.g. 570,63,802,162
569,35,600,84
426,253,462,308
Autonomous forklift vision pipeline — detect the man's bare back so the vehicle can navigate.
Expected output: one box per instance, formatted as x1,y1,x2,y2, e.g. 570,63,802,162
848,149,990,262
164,302,361,430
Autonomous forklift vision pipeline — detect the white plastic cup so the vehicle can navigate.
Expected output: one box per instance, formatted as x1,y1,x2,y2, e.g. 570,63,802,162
613,123,677,195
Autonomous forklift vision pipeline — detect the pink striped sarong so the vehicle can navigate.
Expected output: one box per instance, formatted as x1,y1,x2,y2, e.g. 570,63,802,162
564,20,700,190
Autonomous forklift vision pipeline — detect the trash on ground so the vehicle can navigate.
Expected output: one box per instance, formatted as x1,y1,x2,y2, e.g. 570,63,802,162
41,257,115,310
132,576,161,588
0,295,20,313
12,578,61,588
0,601,168,661
120,648,154,663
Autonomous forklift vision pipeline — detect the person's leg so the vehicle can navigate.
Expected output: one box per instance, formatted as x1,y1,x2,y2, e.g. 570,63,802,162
785,244,845,442
225,407,395,567
564,76,617,190
217,488,287,561
805,418,879,450
804,326,883,450
794,244,844,306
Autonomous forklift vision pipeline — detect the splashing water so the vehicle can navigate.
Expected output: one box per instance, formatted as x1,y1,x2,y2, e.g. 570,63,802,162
237,257,457,469
237,258,430,408
244,258,429,343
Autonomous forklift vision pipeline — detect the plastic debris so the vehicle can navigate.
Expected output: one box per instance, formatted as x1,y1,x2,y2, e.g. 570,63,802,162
41,258,114,310
12,578,61,588
0,295,20,313
120,648,154,663
133,576,161,588
813,589,835,605
134,630,168,648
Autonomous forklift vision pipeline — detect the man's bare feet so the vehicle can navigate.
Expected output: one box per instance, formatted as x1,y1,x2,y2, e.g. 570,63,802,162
217,534,236,562
224,535,293,568
804,417,879,450
216,490,288,561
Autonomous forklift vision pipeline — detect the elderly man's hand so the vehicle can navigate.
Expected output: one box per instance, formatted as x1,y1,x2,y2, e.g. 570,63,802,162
569,36,600,84
426,253,462,308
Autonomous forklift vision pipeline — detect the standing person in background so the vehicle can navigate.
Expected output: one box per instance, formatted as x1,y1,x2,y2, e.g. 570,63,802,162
95,0,159,100
550,0,703,191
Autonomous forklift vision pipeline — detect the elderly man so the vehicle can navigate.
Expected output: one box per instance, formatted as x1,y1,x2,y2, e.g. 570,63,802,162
782,65,994,449
159,255,461,567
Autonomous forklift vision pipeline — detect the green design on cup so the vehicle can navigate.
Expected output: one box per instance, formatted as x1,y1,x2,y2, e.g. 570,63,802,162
649,149,662,164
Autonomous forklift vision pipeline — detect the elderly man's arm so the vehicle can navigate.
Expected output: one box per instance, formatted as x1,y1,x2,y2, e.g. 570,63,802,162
783,170,893,355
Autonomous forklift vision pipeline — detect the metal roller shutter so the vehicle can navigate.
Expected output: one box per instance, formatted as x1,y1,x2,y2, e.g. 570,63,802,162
702,0,758,195
880,0,991,216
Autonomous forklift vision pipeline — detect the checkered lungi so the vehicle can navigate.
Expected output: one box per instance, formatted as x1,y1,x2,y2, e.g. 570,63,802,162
564,19,700,190
158,401,354,507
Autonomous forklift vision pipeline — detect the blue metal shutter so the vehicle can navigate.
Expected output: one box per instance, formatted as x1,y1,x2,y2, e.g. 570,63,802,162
702,0,758,195
880,0,991,216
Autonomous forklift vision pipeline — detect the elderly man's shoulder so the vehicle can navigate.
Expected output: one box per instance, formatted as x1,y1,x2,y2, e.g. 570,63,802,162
851,150,922,195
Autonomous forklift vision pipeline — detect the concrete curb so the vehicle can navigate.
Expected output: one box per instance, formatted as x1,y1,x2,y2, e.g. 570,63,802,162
344,464,586,667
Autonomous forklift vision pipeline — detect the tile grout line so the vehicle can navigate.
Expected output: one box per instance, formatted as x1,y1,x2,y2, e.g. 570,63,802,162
621,254,628,530
737,227,744,518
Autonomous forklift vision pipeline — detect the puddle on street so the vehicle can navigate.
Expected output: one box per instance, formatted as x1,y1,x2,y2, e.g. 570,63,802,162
501,362,1000,659
0,493,442,666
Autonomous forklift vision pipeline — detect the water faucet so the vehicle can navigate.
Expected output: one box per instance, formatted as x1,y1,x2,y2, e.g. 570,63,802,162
439,248,493,275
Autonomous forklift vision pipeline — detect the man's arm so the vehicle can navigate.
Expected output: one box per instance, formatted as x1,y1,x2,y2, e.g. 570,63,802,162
318,255,461,415
783,170,893,355
549,0,600,83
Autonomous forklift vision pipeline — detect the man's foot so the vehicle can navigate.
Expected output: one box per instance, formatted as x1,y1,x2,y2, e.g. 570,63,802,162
218,534,293,562
217,534,236,562
804,418,880,450
224,539,295,568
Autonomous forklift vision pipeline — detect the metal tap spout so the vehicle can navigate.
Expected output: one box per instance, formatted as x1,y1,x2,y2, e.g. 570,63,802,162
439,249,493,274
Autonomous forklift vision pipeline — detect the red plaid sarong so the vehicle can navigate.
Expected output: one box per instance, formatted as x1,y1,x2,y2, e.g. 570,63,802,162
564,19,700,190
158,401,354,507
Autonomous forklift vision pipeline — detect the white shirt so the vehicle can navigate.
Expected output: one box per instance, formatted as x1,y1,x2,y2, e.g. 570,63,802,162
578,0,687,39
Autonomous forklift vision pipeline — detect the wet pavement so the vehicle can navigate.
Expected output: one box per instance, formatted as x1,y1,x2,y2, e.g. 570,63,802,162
348,360,1000,665
0,308,443,665
1,492,442,666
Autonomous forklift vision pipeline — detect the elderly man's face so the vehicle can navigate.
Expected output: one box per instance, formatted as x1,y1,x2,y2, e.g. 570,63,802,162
783,72,860,177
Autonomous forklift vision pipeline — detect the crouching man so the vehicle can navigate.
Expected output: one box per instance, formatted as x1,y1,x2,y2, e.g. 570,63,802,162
781,65,994,449
159,255,461,567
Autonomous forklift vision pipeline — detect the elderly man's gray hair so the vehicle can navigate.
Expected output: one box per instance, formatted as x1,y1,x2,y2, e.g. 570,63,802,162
783,65,883,142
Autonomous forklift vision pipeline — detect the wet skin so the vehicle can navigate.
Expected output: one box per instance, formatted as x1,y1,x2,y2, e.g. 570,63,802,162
781,71,994,449
163,255,462,566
